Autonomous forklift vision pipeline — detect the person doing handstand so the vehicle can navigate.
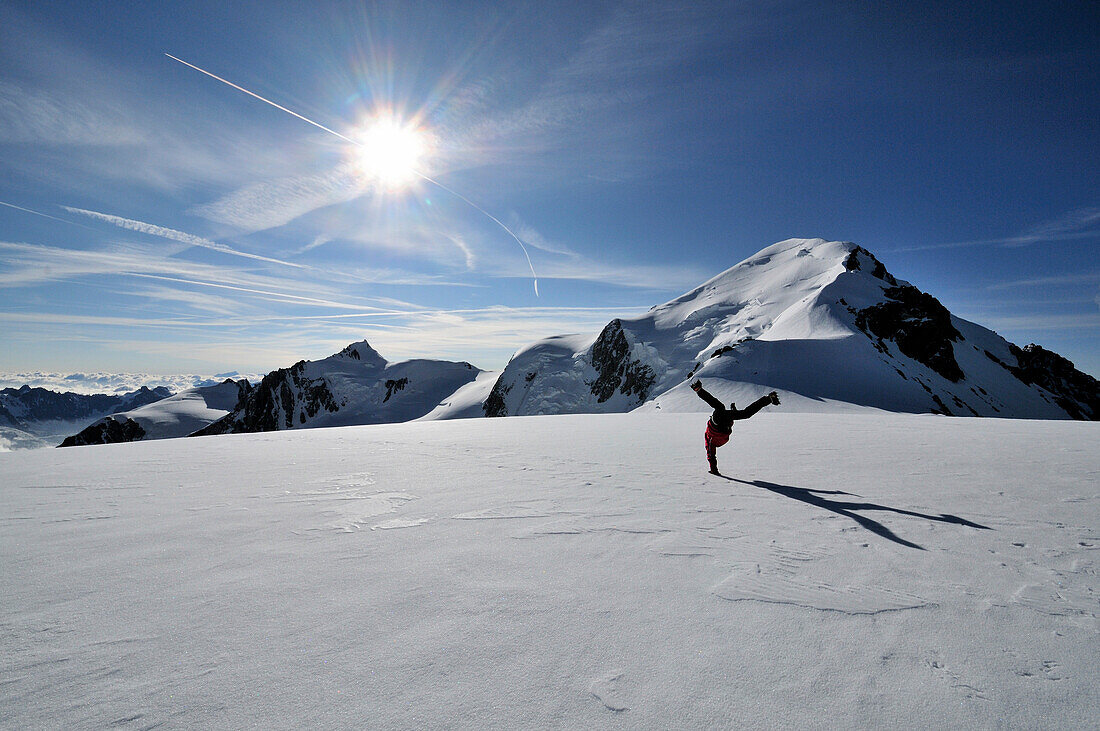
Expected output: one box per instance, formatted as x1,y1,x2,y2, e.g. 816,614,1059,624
691,380,779,475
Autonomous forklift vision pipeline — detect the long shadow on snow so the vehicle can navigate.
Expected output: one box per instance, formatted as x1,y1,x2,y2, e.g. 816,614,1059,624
723,478,991,550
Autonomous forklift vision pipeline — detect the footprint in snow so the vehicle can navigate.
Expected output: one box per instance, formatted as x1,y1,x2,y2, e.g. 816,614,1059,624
588,671,630,713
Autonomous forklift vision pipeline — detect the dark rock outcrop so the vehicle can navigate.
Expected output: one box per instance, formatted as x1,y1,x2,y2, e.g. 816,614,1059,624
483,380,512,417
998,344,1100,421
587,319,655,405
854,286,964,382
844,246,898,286
383,378,408,403
59,416,146,447
195,362,340,435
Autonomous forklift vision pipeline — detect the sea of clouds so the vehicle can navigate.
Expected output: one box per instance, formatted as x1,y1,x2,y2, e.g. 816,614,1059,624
0,371,265,396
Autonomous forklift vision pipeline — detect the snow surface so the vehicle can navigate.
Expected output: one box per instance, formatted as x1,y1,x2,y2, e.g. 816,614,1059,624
2,412,1097,727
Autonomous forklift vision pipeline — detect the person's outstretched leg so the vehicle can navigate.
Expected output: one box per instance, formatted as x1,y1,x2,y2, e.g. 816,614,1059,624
736,394,775,420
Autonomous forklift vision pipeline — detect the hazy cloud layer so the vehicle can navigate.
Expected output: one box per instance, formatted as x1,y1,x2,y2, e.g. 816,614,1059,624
0,371,264,395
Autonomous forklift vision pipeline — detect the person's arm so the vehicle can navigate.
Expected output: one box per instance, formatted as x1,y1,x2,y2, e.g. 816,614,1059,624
694,385,726,412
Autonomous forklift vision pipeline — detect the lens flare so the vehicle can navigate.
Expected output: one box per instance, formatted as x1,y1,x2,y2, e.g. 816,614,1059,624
353,115,428,189
165,53,540,295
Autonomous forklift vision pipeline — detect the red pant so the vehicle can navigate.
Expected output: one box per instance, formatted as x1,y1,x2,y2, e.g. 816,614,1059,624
705,421,730,461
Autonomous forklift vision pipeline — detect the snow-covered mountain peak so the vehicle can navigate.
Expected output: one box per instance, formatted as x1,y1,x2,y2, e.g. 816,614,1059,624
332,340,387,368
650,239,875,333
484,238,1099,420
195,341,482,435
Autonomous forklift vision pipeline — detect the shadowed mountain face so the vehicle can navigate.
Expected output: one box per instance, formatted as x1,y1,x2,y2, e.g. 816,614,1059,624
483,239,1099,420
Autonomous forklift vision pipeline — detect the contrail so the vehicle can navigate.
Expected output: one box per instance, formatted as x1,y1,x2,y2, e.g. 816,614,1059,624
415,172,539,296
0,200,98,231
166,53,540,296
165,54,356,145
64,206,309,270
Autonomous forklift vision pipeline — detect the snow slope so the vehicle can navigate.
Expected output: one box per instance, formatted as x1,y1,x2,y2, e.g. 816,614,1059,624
485,239,1098,420
2,412,1097,727
0,426,52,452
418,369,501,421
59,379,250,446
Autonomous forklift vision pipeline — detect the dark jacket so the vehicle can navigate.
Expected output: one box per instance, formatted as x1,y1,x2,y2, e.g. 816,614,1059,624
694,386,770,434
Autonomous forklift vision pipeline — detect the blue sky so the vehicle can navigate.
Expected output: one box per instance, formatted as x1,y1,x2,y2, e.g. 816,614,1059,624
1,0,1097,377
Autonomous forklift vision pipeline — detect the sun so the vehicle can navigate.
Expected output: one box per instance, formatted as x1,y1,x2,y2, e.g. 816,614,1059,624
351,114,429,190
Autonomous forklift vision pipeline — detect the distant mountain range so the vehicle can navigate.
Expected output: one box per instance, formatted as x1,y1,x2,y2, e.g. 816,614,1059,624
7,238,1095,451
0,385,173,449
0,385,171,427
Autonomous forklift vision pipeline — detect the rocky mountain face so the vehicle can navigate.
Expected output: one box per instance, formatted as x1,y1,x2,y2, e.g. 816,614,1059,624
59,417,147,448
193,341,481,436
992,343,1099,420
484,239,1098,420
0,385,172,432
58,379,251,447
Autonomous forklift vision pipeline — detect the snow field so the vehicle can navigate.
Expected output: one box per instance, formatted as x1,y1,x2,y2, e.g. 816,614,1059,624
2,412,1097,728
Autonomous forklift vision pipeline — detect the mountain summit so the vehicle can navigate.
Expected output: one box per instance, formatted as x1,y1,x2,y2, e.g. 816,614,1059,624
484,238,1098,420
194,341,481,435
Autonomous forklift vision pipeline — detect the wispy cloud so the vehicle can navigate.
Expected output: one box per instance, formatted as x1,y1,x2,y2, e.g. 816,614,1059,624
2,296,646,372
439,232,476,270
191,165,368,233
0,80,145,147
0,10,306,195
0,240,188,287
967,312,1100,333
0,236,482,304
0,240,353,308
127,274,373,310
1011,207,1100,247
1,311,223,329
63,206,307,269
479,249,709,292
450,2,714,175
986,271,1100,291
294,234,333,256
897,206,1100,252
